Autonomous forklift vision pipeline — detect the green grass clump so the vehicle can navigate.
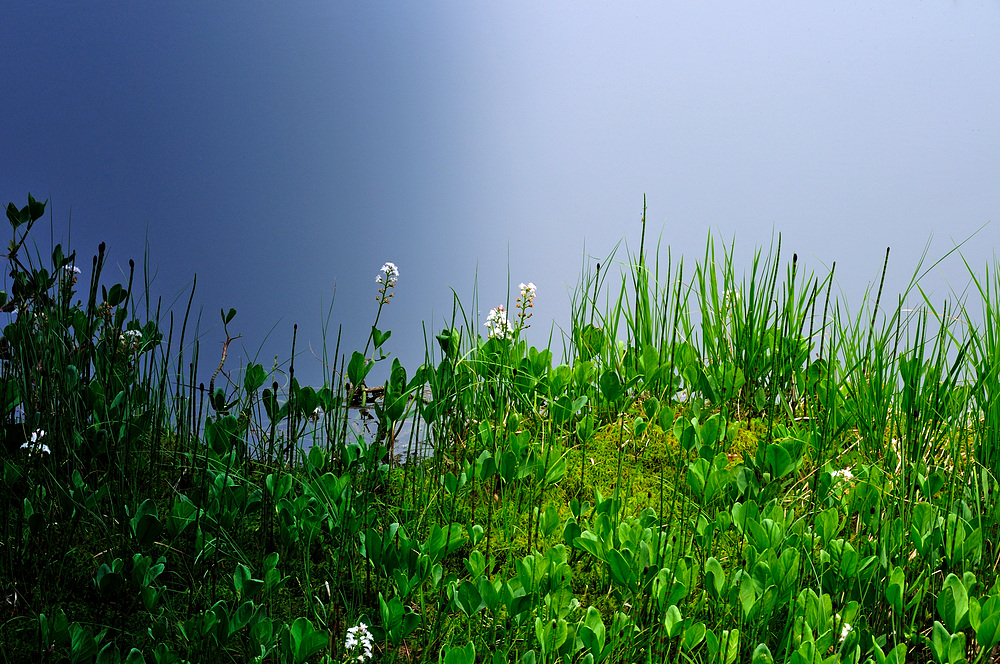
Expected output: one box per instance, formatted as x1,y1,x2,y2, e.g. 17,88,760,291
2,193,1000,664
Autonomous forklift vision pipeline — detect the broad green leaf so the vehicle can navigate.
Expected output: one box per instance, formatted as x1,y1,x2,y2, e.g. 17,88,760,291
682,622,706,651
444,642,476,664
938,573,970,633
977,609,1000,650
663,605,683,638
886,566,905,614
752,643,774,664
599,370,624,404
455,580,483,616
722,629,740,664
607,548,636,589
289,616,327,664
705,557,726,600
244,363,267,392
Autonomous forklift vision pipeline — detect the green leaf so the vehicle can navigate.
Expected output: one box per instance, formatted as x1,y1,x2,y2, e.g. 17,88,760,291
931,622,951,664
289,617,327,664
543,455,568,484
535,617,569,655
599,370,624,404
739,574,757,618
69,623,98,664
347,351,373,389
436,328,461,359
938,573,970,633
576,323,605,361
607,548,636,589
234,564,264,600
579,606,606,655
465,549,487,578
539,503,561,538
686,458,709,502
96,642,119,664
124,648,146,664
722,629,740,664
977,609,1000,651
167,497,197,538
705,557,726,600
456,580,484,616
27,194,45,222
663,605,683,638
682,622,706,651
752,643,774,664
886,566,905,614
244,363,267,392
423,524,467,563
444,642,476,664
130,499,162,549
5,202,23,228
372,326,391,349
764,442,794,479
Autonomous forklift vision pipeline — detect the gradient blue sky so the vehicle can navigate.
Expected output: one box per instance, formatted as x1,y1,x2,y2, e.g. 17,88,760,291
3,2,998,390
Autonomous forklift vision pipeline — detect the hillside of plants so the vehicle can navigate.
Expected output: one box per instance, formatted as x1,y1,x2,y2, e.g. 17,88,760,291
2,193,999,664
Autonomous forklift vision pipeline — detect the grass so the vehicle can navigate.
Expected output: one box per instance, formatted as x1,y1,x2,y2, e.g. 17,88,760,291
1,192,999,664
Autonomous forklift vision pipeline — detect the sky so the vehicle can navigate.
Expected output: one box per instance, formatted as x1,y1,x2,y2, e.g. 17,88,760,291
2,2,998,392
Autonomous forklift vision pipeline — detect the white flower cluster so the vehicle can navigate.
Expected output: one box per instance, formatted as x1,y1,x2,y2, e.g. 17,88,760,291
111,328,143,353
375,262,399,286
344,622,374,663
830,468,854,483
516,282,537,330
20,429,50,455
375,262,399,305
485,305,512,340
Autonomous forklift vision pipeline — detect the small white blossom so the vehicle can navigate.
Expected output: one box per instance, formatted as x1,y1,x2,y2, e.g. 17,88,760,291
830,468,854,483
515,281,537,329
375,262,399,286
839,621,852,641
64,265,82,275
344,622,374,662
485,305,512,340
115,329,143,353
20,429,50,455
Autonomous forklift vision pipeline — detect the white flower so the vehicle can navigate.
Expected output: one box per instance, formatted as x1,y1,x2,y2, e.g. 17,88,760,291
64,265,82,275
20,430,50,455
519,282,536,298
839,621,852,641
485,305,512,339
830,468,854,483
116,329,143,353
375,262,399,286
344,622,374,662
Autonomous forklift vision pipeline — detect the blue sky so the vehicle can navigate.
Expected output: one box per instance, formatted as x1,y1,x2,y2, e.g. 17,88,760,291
3,2,998,390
